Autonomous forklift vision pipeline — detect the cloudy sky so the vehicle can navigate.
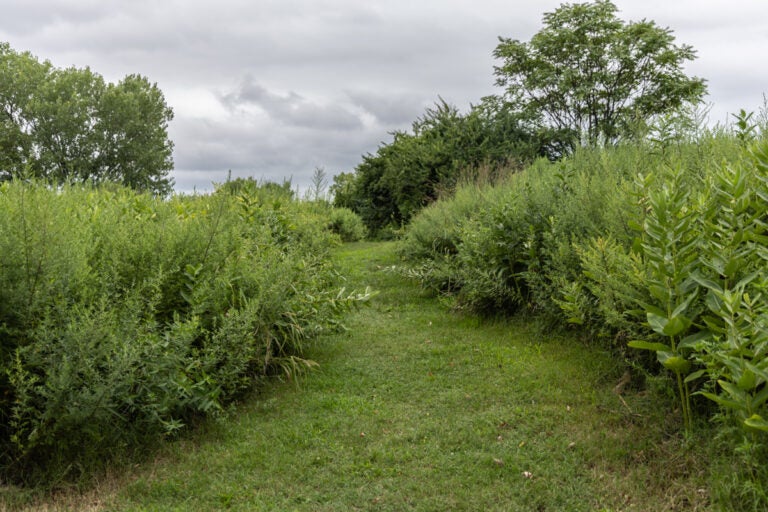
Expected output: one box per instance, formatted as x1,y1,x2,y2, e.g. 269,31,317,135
2,1,767,193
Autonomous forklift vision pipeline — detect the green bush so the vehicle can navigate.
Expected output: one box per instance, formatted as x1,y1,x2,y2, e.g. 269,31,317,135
401,133,744,324
0,181,368,485
327,207,367,242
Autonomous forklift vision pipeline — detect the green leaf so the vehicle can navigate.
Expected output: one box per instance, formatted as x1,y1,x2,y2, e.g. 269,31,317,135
700,391,741,411
690,273,722,293
744,414,768,432
627,340,671,352
647,312,668,336
662,314,690,337
684,369,708,383
724,258,742,279
671,291,698,318
657,351,691,374
745,362,768,386
737,369,758,391
719,380,748,403
678,330,711,350
751,386,768,409
648,285,669,303
735,270,760,290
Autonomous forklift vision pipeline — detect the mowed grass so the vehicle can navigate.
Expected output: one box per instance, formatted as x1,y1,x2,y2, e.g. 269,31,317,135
14,241,711,511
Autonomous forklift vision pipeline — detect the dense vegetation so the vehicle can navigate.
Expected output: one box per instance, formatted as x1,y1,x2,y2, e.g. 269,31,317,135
24,242,709,511
332,97,544,236
0,179,368,485
2,1,766,508
0,42,174,194
337,0,706,236
493,0,706,149
399,119,768,507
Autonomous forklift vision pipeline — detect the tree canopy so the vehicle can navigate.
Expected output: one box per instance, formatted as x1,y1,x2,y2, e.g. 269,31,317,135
335,98,543,234
0,42,174,194
493,0,707,150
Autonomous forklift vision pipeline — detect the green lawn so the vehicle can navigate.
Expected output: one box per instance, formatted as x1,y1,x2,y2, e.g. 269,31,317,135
12,241,711,511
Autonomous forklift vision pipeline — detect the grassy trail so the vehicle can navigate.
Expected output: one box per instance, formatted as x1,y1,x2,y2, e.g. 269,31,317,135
29,241,708,511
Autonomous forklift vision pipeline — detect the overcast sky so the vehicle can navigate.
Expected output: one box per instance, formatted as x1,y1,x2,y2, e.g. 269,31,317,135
2,1,767,193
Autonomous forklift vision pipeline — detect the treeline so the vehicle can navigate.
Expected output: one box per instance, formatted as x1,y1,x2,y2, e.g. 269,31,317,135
0,42,174,194
0,180,368,485
336,0,705,236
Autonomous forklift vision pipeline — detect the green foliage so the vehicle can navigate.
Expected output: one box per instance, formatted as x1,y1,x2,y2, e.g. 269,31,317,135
40,242,709,512
732,108,759,147
343,98,542,235
399,122,768,505
401,142,659,319
329,171,356,210
327,207,367,242
493,0,707,151
0,42,174,194
628,168,703,432
347,1,706,241
0,180,369,485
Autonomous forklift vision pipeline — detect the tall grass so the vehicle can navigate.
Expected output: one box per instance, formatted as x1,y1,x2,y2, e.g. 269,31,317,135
0,180,368,486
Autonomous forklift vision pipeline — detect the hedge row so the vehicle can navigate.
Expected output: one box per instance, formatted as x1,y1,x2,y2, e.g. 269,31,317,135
0,180,366,484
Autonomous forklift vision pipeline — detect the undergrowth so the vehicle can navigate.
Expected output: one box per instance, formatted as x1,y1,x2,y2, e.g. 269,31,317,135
0,180,370,487
399,126,768,508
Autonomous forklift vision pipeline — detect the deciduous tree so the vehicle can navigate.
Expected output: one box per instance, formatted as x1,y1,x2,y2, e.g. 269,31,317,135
493,0,706,150
0,42,174,194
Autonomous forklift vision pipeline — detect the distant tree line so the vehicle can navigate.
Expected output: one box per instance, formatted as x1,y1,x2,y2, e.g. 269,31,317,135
0,42,174,194
334,0,706,235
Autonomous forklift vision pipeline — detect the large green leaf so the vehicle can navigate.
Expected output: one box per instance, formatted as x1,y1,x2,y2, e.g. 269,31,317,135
657,351,691,374
744,414,768,432
700,391,741,411
646,312,668,336
684,369,708,383
737,369,758,391
662,314,691,337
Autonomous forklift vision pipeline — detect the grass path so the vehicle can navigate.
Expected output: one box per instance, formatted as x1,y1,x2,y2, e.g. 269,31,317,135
30,241,709,511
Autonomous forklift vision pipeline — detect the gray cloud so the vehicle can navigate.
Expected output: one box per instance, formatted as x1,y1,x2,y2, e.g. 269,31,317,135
168,106,384,193
347,90,432,126
220,77,364,131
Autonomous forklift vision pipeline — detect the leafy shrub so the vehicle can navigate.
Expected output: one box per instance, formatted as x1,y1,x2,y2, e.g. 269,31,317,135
0,180,368,485
327,207,367,242
399,116,768,505
401,133,744,322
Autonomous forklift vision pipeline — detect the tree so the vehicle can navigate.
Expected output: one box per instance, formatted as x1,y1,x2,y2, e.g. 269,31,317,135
0,42,174,194
493,1,707,150
94,74,175,193
329,171,356,209
343,98,542,234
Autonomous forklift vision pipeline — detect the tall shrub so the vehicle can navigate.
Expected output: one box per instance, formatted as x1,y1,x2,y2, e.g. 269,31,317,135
0,181,368,485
